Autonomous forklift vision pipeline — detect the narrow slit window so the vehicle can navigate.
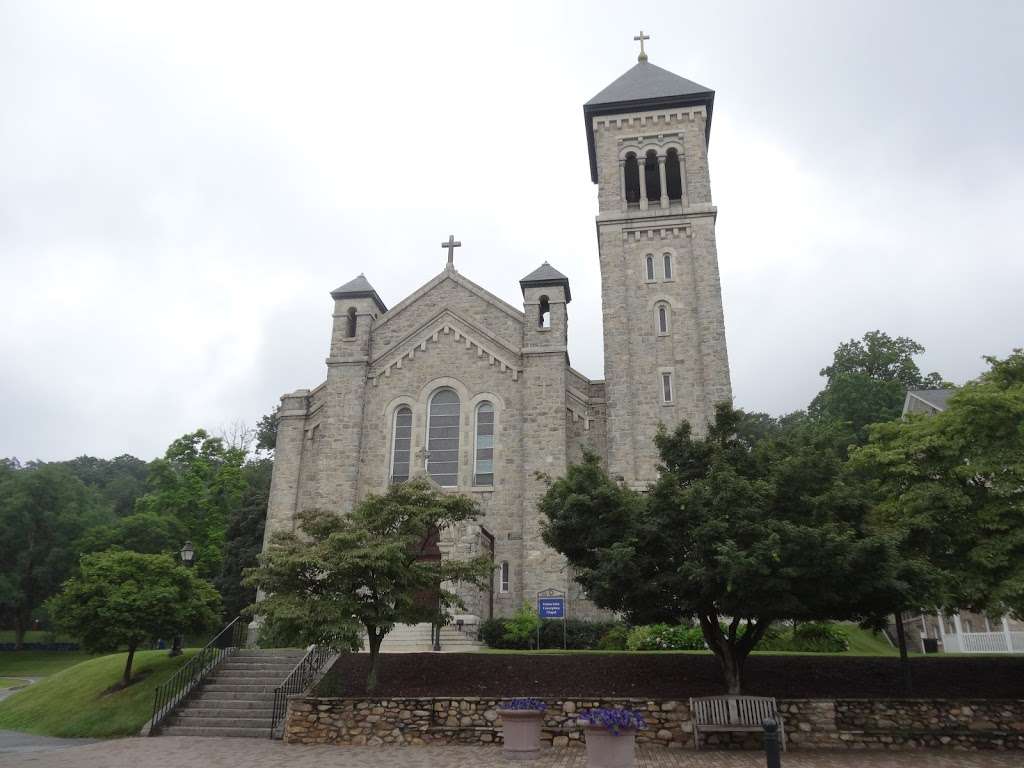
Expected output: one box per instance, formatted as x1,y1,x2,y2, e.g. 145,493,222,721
427,390,460,487
662,372,674,403
666,148,683,200
663,253,673,280
345,307,357,338
390,406,412,483
500,561,510,593
658,305,669,334
474,401,495,486
624,152,640,204
538,295,550,328
645,255,655,281
644,150,661,200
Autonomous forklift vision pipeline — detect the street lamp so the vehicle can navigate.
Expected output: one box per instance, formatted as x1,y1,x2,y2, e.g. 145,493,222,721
169,542,195,657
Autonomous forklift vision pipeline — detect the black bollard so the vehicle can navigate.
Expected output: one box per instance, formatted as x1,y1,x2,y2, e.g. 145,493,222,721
762,718,782,768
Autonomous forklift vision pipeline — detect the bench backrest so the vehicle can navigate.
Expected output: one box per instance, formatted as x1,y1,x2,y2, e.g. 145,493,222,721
690,696,778,727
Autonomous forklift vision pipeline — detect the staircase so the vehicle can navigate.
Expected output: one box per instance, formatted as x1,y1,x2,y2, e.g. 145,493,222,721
158,648,305,738
378,622,484,653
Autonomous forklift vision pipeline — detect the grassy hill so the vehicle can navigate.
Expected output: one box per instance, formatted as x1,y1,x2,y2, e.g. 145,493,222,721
0,650,194,738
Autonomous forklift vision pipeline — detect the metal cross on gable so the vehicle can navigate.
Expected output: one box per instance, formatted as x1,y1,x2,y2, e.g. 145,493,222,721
441,234,461,268
634,30,650,62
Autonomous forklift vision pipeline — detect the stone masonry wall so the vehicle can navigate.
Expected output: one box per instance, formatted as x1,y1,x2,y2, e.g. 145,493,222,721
284,696,1024,751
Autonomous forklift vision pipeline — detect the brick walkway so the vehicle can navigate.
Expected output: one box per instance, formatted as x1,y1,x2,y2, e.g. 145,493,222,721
2,738,1021,768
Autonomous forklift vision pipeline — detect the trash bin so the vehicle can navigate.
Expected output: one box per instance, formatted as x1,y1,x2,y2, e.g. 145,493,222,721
923,638,939,654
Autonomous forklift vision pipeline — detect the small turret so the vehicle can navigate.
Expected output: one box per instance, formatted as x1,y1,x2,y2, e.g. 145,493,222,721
520,262,570,348
329,274,386,359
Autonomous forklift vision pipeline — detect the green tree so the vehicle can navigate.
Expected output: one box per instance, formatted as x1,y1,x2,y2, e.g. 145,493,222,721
135,431,246,579
255,409,279,454
77,511,187,556
810,331,951,440
247,478,492,691
46,550,221,687
849,349,1024,636
215,457,271,619
0,464,110,647
58,455,150,517
540,406,899,694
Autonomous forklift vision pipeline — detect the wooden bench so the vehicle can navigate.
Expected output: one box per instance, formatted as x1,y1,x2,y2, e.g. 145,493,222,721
688,695,785,751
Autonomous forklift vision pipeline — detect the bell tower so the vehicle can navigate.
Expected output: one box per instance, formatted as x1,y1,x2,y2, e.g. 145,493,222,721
584,38,732,487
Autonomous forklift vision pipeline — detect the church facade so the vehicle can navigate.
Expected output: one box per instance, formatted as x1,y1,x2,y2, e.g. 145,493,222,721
262,50,732,623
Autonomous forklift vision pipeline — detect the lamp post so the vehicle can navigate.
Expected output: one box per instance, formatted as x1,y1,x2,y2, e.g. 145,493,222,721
169,541,195,657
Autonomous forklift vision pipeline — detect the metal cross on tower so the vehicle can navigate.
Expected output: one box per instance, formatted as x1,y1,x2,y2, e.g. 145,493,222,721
634,30,650,62
441,234,461,268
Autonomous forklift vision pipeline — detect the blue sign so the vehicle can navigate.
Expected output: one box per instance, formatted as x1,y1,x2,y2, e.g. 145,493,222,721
538,597,565,619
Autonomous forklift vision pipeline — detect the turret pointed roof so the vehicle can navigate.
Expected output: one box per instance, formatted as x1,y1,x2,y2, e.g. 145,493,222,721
583,60,715,183
520,262,571,303
330,273,387,312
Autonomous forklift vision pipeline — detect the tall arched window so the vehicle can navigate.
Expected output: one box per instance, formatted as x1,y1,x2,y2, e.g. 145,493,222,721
390,406,412,483
665,148,683,200
645,255,655,281
500,560,510,593
538,295,551,329
345,307,357,338
644,150,661,201
427,389,460,487
656,303,670,335
663,253,673,280
474,401,495,486
623,152,640,204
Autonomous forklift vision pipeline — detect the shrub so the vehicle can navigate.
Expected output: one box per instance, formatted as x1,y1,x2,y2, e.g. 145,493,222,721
596,625,629,650
790,622,849,653
503,603,542,648
626,624,705,651
479,616,626,650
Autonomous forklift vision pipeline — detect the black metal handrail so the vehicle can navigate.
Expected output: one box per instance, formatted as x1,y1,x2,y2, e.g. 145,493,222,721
270,645,337,739
148,616,246,734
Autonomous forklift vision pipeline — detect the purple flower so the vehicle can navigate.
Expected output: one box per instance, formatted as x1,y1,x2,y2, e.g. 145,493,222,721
580,707,647,735
502,697,548,711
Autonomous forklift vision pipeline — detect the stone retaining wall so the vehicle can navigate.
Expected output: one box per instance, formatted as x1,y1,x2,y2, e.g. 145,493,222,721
284,696,1024,750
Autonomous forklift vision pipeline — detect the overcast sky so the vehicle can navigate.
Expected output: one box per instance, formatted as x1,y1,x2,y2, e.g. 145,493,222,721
2,1,1022,462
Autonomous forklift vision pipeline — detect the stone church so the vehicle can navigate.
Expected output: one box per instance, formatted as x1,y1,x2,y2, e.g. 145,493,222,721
262,44,732,629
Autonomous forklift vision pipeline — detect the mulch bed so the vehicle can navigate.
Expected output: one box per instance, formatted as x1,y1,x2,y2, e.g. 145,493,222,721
316,653,1024,700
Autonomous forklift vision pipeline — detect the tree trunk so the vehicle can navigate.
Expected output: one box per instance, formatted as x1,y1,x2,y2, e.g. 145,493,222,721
122,643,137,688
718,647,745,695
893,611,913,695
14,607,30,650
366,628,384,692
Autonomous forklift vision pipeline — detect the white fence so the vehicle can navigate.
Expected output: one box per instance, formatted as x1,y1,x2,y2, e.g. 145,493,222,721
945,631,1024,654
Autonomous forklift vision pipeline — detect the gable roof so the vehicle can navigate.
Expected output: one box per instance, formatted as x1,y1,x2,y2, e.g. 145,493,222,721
905,388,956,413
583,60,715,183
520,262,571,303
330,274,387,313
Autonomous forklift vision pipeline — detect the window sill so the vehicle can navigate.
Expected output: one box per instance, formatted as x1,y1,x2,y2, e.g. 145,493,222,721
661,401,675,407
470,486,495,493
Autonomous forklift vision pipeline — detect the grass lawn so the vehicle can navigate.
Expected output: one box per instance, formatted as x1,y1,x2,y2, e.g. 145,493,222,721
0,652,96,677
0,677,29,690
0,649,195,738
0,630,76,644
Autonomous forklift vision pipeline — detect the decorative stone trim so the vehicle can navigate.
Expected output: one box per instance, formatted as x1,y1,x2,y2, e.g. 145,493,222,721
283,696,1024,751
622,225,692,242
371,323,522,385
592,107,707,132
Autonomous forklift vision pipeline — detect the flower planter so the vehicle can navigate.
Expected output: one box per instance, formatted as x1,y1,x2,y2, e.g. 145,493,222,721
500,708,545,761
582,723,637,768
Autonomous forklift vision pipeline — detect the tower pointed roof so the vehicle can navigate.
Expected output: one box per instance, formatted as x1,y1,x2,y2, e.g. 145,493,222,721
583,60,715,182
330,273,387,312
520,262,571,303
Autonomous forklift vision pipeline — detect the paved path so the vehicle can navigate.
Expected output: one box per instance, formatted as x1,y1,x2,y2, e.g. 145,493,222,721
0,677,37,703
1,737,1020,768
0,731,99,757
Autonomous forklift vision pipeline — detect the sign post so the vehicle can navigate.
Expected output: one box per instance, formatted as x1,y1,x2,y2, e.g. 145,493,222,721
537,588,566,649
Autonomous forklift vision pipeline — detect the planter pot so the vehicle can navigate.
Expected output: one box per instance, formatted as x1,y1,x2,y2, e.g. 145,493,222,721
500,709,544,760
582,723,637,768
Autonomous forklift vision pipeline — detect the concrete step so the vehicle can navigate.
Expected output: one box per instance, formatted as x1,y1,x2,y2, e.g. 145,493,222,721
176,708,274,720
192,690,276,702
167,714,270,729
201,683,280,694
218,663,297,673
209,675,288,685
160,724,271,738
186,698,274,711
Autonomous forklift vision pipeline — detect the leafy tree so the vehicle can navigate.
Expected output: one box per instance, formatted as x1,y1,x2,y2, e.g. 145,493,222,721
135,431,246,579
58,455,150,517
215,457,271,619
255,409,279,454
810,331,951,440
849,349,1024,639
0,464,111,647
47,550,220,688
77,511,187,556
247,478,492,691
541,406,899,693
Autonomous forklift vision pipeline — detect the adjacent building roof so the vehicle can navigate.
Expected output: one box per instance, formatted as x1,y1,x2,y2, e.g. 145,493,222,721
330,274,387,313
903,388,956,415
520,262,571,303
583,60,715,183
